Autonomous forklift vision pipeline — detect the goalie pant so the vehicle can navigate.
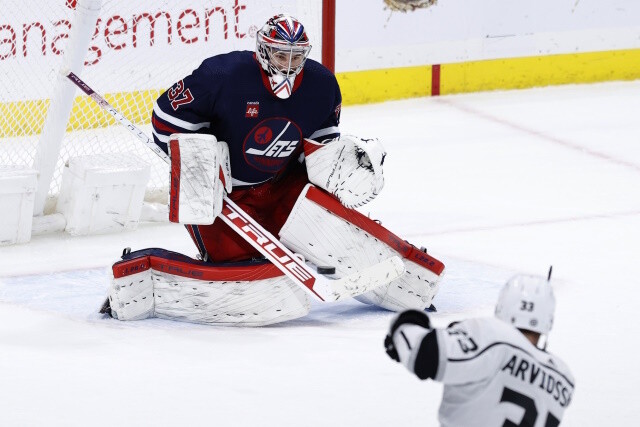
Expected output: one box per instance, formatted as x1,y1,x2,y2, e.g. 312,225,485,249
389,316,575,427
107,188,445,326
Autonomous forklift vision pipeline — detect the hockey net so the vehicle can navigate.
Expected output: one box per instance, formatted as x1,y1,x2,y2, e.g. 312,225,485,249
0,0,331,215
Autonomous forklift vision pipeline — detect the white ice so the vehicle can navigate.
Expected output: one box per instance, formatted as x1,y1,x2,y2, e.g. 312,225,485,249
1,80,639,426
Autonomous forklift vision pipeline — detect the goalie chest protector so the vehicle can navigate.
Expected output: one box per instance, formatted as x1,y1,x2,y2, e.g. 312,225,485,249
152,51,342,188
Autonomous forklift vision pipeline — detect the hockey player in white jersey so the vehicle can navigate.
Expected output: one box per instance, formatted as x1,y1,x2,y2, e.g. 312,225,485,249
384,272,575,426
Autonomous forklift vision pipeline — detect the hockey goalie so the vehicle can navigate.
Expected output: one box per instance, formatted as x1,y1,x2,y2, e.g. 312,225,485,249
102,14,445,326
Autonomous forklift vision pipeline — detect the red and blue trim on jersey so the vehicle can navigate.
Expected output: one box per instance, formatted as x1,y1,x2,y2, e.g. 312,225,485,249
152,101,210,152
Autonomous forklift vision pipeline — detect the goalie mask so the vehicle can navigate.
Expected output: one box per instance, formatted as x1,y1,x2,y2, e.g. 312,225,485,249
256,14,311,99
495,273,556,335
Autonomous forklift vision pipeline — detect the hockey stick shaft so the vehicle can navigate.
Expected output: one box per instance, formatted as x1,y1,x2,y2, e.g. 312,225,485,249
66,71,404,302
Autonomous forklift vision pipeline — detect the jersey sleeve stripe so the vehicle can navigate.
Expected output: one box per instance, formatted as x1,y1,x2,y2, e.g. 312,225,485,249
152,114,180,134
309,126,340,140
153,102,211,131
152,129,170,143
434,328,449,382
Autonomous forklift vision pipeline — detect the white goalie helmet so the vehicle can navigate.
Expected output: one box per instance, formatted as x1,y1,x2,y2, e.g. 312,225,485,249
256,14,312,99
495,273,556,335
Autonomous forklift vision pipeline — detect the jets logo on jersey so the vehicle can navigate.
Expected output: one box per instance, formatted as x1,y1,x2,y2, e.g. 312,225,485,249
243,118,302,172
245,101,259,118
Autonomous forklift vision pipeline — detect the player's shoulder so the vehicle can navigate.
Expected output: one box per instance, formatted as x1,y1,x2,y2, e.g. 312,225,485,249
542,349,575,386
461,318,575,384
302,58,338,84
198,50,256,78
453,316,519,338
449,317,533,350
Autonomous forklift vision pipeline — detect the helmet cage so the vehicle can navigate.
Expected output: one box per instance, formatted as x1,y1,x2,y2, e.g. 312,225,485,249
256,15,311,81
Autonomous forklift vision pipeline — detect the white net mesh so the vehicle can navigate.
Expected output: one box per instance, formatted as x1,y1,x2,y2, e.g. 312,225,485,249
0,0,323,213
0,1,66,169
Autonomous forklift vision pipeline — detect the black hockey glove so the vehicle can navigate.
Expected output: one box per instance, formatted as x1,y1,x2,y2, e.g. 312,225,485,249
384,309,431,362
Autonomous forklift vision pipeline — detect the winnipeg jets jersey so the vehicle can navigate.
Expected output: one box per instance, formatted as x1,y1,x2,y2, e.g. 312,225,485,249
152,51,341,188
395,317,575,427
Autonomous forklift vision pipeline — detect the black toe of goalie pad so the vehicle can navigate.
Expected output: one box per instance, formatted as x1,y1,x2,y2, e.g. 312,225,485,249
113,248,284,282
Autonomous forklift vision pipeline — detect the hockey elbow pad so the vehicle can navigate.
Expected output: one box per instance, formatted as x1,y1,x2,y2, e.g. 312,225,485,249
303,135,386,208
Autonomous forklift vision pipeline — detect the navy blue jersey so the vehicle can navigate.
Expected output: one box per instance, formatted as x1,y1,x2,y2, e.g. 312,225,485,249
152,51,341,187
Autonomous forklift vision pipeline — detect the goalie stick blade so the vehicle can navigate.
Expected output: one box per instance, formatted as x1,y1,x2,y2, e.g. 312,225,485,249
314,255,406,302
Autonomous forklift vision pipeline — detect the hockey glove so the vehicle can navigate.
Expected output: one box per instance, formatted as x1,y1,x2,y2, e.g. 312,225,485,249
304,135,386,208
384,309,431,362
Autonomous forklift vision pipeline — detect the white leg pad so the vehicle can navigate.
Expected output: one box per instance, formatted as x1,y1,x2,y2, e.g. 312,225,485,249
279,185,445,311
108,250,311,326
109,269,155,321
152,273,310,326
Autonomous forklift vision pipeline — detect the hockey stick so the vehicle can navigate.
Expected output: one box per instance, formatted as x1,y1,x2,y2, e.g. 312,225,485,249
65,71,405,302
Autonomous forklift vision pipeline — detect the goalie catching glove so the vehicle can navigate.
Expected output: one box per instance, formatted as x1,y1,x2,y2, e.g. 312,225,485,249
168,133,232,224
304,135,386,208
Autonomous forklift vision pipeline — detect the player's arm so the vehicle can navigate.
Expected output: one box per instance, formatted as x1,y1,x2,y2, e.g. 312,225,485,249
386,313,502,383
152,61,231,224
384,310,439,379
307,74,342,143
151,62,218,154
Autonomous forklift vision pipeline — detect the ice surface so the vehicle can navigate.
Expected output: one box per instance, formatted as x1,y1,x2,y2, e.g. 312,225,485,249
2,81,640,426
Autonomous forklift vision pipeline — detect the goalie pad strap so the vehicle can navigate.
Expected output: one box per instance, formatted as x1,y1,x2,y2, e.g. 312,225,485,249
304,186,444,275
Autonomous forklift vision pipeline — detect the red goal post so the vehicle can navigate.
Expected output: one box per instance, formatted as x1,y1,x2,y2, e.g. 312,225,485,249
0,0,335,217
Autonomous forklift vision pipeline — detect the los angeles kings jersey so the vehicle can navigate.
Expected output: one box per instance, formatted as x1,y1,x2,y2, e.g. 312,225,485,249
152,51,341,188
396,317,575,427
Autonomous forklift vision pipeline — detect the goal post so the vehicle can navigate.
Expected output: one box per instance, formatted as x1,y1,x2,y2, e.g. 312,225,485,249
0,0,335,217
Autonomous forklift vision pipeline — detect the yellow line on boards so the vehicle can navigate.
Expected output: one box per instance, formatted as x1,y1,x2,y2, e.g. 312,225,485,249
2,48,639,137
439,48,640,95
336,65,432,105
